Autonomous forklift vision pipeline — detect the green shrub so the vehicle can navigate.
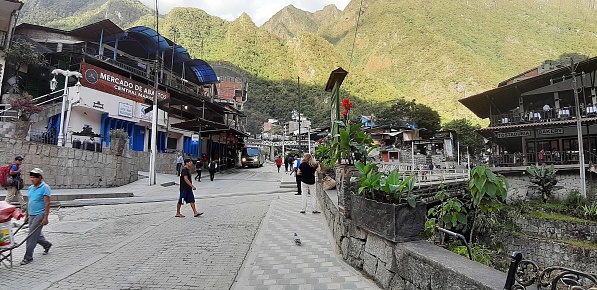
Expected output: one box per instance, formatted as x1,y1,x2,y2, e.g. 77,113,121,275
564,190,587,209
526,164,558,202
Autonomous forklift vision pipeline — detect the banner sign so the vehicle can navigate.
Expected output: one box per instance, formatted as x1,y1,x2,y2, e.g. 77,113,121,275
80,63,169,104
496,131,531,138
537,128,563,135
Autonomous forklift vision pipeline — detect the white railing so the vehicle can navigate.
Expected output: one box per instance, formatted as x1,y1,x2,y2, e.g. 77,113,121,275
0,104,15,119
377,163,469,185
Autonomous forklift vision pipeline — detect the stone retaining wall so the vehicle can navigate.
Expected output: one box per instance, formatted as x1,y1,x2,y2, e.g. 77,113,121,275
504,170,595,201
502,235,596,273
0,137,177,188
516,216,597,242
316,184,507,290
500,216,597,273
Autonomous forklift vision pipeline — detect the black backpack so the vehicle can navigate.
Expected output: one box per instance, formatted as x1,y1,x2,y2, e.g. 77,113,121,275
209,161,217,171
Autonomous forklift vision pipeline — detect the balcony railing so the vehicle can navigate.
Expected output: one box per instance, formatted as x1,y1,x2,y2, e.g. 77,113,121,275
490,105,597,126
488,151,597,167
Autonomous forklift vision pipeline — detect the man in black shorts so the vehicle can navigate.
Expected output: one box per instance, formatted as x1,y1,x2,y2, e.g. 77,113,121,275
175,159,203,218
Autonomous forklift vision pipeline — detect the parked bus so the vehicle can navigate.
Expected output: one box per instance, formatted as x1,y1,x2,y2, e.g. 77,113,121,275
241,146,264,168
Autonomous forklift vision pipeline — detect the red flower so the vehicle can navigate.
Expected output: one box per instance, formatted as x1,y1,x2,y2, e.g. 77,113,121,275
341,98,353,109
342,110,349,117
318,139,322,144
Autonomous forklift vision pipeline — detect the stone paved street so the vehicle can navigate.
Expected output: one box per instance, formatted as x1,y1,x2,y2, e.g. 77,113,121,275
1,163,379,290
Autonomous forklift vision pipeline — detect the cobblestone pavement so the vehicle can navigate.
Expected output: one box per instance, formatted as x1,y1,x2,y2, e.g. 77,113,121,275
1,163,378,290
232,196,379,290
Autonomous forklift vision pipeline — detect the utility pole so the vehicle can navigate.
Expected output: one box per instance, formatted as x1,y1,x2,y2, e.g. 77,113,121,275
149,0,160,185
282,124,286,159
297,76,301,154
570,61,587,198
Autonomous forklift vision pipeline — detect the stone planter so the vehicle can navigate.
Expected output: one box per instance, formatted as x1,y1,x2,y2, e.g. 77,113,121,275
109,137,127,156
335,164,360,218
352,194,426,243
13,120,31,139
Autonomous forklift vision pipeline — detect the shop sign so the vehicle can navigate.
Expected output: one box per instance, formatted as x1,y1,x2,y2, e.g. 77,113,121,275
80,63,170,104
118,102,133,118
191,134,200,142
139,105,152,121
496,131,531,138
537,128,563,135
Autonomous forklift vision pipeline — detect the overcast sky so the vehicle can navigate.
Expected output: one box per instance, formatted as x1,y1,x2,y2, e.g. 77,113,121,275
140,0,351,26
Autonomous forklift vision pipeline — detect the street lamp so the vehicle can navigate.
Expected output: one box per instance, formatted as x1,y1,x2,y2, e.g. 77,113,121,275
50,69,82,147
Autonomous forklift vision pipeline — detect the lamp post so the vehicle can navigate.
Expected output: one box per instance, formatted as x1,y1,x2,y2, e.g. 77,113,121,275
50,69,82,147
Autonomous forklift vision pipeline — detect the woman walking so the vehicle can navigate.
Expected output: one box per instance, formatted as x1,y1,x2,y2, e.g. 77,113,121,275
296,153,320,213
275,156,283,173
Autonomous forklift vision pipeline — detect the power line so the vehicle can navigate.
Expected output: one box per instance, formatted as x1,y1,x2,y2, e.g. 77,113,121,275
348,0,365,73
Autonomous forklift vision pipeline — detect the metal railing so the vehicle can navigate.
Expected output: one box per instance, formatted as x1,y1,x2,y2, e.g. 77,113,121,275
28,128,57,145
489,150,597,167
504,251,596,290
377,163,469,184
490,105,597,126
0,104,14,119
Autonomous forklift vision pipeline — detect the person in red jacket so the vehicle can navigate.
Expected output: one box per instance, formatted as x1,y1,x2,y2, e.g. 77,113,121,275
275,156,283,173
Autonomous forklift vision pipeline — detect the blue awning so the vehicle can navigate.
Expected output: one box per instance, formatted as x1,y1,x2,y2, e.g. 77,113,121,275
103,26,218,85
186,59,218,84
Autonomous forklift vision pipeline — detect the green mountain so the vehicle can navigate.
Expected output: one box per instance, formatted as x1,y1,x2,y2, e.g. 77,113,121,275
261,5,319,39
16,0,597,134
19,0,153,30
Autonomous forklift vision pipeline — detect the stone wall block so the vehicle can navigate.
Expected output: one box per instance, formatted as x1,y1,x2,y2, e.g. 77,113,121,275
375,260,395,289
362,252,378,277
341,236,350,260
349,223,368,240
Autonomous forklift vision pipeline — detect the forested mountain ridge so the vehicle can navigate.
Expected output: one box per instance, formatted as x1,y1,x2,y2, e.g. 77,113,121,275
16,0,597,134
19,0,153,30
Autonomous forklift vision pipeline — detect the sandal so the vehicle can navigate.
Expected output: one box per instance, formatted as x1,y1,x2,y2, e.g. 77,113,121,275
175,215,185,218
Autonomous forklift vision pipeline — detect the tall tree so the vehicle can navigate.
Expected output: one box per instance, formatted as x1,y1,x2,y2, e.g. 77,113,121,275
5,39,43,81
376,98,441,132
442,119,485,155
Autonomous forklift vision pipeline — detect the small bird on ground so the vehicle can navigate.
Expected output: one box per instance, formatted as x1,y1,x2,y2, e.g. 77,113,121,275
294,233,301,245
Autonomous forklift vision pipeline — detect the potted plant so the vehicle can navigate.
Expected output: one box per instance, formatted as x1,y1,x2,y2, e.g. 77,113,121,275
349,161,426,242
108,128,129,156
8,92,44,138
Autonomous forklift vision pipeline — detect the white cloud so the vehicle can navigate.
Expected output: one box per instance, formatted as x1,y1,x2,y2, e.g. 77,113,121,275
140,0,351,26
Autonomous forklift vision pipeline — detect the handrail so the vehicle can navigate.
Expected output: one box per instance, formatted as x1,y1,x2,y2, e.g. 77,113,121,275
435,227,472,260
32,89,64,102
0,104,12,115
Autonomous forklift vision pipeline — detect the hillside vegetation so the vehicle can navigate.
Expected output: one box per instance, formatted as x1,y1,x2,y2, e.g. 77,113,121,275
17,0,597,133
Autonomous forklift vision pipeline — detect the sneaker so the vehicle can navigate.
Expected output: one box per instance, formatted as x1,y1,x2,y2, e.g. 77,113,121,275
300,210,306,213
294,193,302,195
43,244,52,255
20,259,32,265
312,210,321,214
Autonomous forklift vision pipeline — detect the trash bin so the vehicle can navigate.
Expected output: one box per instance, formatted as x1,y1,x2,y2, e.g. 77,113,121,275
83,139,94,151
72,138,82,149
94,140,102,152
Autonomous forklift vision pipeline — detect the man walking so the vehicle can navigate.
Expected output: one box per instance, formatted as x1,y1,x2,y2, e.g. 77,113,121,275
195,159,203,182
208,160,218,181
21,168,52,265
4,156,26,213
175,159,203,218
176,154,184,176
